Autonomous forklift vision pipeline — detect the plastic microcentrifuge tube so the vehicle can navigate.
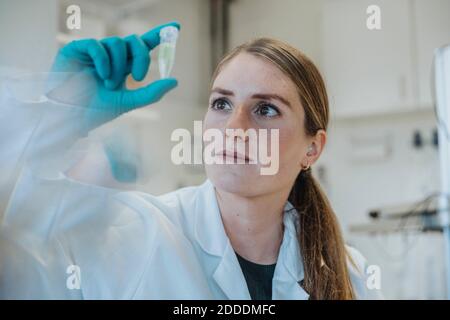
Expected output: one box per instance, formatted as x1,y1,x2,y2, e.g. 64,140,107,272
158,26,179,79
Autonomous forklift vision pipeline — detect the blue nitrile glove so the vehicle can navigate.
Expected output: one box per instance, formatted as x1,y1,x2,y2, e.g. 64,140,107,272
47,22,180,132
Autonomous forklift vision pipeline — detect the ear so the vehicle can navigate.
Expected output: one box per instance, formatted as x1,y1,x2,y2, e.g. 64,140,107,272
301,129,327,167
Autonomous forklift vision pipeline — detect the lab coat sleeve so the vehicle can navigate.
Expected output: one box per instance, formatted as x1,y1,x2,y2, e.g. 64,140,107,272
0,73,118,298
346,245,384,300
0,71,92,225
0,74,211,299
0,82,88,177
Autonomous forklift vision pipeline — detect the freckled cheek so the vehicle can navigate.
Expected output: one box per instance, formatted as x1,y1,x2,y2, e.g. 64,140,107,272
276,128,300,155
203,110,224,131
274,127,305,172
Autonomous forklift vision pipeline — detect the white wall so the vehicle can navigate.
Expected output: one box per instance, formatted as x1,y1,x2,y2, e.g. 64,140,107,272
0,0,58,72
229,0,323,64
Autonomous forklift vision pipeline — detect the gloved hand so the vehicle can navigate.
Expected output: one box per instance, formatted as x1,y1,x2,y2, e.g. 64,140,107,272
47,21,180,132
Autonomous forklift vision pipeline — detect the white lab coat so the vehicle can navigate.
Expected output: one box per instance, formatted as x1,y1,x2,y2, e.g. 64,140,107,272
1,172,382,299
0,74,383,299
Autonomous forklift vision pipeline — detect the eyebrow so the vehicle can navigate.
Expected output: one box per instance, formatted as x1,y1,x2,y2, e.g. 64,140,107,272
210,87,292,108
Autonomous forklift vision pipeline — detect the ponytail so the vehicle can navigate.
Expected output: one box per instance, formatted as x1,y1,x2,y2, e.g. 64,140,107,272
288,168,355,299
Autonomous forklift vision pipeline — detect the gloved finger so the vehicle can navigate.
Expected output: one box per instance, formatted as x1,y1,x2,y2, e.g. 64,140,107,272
61,39,111,80
141,21,180,51
124,34,150,82
101,36,127,90
120,78,178,112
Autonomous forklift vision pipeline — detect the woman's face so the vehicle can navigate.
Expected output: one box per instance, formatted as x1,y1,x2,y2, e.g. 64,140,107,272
204,52,324,197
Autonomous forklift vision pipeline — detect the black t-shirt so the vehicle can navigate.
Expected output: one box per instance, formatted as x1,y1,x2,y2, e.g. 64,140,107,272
235,252,277,300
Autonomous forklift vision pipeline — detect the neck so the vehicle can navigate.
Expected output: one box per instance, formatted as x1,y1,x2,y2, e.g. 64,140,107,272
215,186,290,265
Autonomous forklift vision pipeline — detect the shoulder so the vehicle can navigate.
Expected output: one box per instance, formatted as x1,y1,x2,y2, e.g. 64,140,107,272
345,245,384,300
114,180,209,230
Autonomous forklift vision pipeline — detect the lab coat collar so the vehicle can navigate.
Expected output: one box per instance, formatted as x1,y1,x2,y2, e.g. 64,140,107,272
212,236,252,299
272,201,309,300
194,179,309,300
194,179,227,256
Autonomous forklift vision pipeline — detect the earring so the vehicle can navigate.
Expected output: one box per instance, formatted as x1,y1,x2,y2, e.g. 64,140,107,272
302,145,313,171
301,161,311,171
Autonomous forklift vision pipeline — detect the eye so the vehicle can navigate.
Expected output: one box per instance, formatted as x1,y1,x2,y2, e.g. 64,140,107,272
210,98,232,111
255,102,280,118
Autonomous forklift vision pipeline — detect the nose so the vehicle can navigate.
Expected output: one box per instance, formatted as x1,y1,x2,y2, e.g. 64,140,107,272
224,105,251,142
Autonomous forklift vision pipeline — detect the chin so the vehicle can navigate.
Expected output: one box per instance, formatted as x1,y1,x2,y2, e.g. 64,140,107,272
205,164,269,197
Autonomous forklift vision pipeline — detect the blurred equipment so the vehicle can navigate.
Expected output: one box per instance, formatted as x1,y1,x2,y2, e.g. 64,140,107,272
435,43,450,299
350,194,446,234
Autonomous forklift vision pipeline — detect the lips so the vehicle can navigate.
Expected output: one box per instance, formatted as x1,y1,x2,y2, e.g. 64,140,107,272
215,149,251,163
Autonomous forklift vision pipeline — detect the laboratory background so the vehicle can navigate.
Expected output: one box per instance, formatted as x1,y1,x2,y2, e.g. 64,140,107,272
1,0,450,299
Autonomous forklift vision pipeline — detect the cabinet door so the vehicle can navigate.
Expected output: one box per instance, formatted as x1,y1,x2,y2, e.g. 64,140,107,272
414,0,450,109
322,0,415,118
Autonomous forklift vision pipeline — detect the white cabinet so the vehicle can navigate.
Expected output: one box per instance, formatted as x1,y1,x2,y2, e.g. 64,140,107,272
414,0,450,108
322,0,415,118
321,0,450,118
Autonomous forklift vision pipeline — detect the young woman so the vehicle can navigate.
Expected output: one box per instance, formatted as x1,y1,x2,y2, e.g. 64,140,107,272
0,22,382,300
